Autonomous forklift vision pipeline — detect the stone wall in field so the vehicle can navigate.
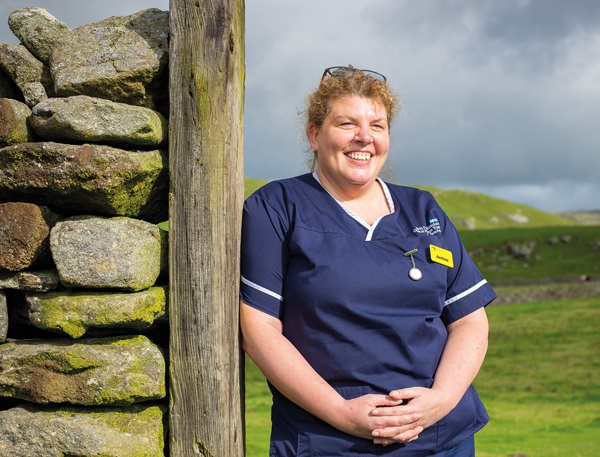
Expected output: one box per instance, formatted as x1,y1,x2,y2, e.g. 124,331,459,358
0,7,170,456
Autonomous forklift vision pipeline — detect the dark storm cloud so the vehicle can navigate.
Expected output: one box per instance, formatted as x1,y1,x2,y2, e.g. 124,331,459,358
1,0,598,211
359,0,600,210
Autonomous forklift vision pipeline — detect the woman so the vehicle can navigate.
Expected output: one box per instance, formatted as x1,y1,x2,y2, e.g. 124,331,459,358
240,66,496,456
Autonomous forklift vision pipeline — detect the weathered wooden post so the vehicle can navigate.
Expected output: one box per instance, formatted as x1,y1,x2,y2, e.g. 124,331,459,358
168,0,245,455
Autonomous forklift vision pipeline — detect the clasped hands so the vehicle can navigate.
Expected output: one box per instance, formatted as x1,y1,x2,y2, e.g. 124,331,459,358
340,387,449,447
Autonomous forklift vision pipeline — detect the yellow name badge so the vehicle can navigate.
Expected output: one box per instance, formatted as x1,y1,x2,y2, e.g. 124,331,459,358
430,244,454,268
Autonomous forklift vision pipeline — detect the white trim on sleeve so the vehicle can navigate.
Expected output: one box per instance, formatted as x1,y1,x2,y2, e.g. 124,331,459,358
241,276,284,302
444,279,488,307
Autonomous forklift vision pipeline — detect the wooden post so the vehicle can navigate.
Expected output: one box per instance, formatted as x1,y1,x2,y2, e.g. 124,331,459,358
168,0,245,455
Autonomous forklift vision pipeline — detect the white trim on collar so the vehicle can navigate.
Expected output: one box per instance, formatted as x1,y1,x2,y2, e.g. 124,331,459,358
311,171,395,241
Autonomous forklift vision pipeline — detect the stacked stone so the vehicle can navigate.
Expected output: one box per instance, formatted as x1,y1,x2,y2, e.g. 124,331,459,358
0,8,170,456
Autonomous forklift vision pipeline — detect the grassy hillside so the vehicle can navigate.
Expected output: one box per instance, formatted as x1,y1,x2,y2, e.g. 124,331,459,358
554,210,600,225
244,178,268,199
416,185,574,230
475,296,599,457
244,178,576,230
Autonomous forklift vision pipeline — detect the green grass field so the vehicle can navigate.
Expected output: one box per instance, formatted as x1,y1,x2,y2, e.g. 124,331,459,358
245,296,600,456
460,226,600,283
475,296,599,457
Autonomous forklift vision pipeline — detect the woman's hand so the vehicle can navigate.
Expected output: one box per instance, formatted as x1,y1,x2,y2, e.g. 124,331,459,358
335,393,417,441
370,387,448,445
371,307,489,445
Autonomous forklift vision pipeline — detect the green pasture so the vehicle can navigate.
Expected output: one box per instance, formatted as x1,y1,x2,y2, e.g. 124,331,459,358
460,225,600,283
245,296,600,457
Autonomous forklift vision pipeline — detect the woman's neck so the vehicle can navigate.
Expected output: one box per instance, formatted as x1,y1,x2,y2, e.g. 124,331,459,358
314,171,391,225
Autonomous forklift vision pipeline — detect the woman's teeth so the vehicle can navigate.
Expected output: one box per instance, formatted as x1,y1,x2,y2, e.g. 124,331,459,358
345,152,371,161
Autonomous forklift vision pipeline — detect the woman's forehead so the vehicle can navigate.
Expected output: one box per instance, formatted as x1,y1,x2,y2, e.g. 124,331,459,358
328,96,388,117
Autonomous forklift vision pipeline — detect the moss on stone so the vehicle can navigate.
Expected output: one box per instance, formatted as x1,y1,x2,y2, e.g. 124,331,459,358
27,287,166,338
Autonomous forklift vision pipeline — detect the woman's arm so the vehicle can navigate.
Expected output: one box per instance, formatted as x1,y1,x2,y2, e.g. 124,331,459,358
371,307,489,445
241,300,419,441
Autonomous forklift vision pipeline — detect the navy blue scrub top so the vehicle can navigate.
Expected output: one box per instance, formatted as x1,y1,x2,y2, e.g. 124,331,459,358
240,173,497,456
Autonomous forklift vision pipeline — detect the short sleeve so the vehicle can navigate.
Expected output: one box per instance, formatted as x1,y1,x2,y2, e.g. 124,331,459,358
240,193,290,319
439,211,497,325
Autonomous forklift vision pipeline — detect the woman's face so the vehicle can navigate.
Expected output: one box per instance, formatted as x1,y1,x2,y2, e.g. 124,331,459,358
308,96,390,197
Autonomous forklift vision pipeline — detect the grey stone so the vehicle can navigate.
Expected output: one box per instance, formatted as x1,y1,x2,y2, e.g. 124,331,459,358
31,95,168,148
0,335,166,405
0,404,165,456
0,98,34,146
21,81,48,107
0,142,168,222
50,216,162,291
0,202,61,272
0,270,59,292
0,43,54,107
0,291,7,343
50,9,169,111
22,286,168,338
506,241,537,260
8,7,71,66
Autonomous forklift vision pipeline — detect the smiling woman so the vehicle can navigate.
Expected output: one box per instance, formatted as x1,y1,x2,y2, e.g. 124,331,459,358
240,66,496,456
306,66,399,170
308,96,391,220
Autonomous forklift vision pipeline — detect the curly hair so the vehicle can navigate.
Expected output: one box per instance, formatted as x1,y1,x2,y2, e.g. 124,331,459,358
304,67,400,169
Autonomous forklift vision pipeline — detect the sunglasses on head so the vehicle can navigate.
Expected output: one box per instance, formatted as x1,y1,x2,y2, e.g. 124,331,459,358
321,66,387,82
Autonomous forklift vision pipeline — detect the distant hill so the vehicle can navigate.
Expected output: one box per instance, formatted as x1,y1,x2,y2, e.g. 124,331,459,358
415,185,575,230
553,210,600,225
244,178,578,230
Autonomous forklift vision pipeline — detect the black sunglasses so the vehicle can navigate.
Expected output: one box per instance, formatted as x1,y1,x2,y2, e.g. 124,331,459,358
321,66,387,82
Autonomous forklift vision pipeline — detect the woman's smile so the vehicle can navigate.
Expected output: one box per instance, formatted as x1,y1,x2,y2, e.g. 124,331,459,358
345,151,372,162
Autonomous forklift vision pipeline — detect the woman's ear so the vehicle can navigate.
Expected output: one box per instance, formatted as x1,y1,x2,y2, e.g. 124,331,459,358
307,124,319,151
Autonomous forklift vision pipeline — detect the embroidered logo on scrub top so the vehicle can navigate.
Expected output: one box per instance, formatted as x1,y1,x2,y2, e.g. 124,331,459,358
412,218,441,236
430,244,454,268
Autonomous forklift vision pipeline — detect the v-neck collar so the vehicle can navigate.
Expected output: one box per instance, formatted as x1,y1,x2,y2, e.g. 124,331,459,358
312,171,396,241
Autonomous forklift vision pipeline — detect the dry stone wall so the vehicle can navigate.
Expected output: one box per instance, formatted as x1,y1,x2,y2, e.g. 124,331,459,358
0,7,170,456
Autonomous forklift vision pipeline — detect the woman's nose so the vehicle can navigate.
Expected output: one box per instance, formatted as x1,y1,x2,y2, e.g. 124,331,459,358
354,125,372,144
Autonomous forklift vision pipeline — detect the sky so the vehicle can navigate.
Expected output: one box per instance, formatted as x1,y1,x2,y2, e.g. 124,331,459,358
1,0,598,212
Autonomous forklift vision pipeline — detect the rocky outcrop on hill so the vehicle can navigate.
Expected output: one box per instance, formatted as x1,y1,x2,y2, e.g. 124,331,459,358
0,6,169,455
493,279,600,305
